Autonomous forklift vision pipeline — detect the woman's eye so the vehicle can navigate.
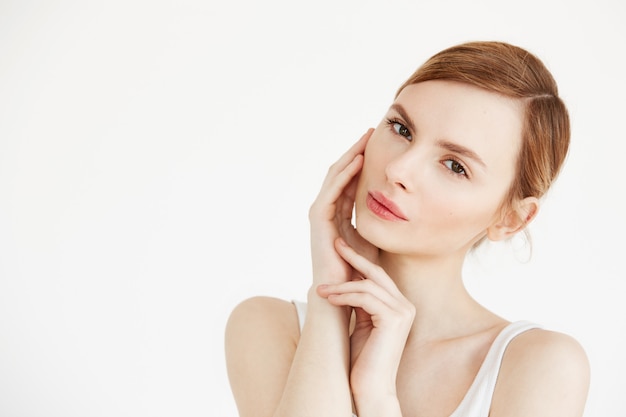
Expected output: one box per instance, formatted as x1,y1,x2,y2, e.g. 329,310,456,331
392,122,412,140
443,159,467,176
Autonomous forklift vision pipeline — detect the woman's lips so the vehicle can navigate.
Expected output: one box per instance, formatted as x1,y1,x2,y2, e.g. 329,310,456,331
366,191,408,221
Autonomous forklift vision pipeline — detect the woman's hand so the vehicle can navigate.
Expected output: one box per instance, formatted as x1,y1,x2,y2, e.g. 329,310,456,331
297,130,379,417
308,129,378,287
316,238,415,410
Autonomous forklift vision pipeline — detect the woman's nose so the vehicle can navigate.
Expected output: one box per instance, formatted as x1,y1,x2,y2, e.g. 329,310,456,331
384,148,421,192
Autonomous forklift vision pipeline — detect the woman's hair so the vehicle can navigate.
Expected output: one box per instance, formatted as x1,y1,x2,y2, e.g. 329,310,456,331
397,41,570,212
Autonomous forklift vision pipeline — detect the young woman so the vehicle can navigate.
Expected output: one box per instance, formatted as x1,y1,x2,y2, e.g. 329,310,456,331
225,41,590,417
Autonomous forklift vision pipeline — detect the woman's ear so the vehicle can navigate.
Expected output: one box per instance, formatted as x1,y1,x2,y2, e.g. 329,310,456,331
487,197,540,242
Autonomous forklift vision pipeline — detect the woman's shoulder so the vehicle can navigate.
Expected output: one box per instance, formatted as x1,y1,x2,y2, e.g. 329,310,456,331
490,327,590,416
226,296,301,344
502,327,590,376
225,296,302,416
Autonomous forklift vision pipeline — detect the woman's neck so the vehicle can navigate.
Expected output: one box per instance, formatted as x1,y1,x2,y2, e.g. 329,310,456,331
377,250,503,344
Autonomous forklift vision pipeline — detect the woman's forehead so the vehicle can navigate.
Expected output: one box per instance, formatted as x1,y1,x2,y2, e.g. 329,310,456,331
392,81,524,168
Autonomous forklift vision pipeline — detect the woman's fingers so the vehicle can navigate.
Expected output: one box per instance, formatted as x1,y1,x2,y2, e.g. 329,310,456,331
317,279,396,309
317,278,414,329
321,129,372,197
326,128,373,177
334,238,402,296
325,129,372,183
309,157,362,223
317,282,392,325
309,129,373,220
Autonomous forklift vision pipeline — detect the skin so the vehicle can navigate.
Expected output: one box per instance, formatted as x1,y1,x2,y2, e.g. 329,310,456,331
225,80,590,417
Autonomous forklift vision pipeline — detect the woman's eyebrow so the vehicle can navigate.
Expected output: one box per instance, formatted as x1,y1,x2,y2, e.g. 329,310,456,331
436,139,486,168
389,103,417,134
390,103,486,168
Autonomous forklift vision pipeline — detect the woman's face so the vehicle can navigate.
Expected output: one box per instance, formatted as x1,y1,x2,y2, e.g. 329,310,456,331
355,80,524,257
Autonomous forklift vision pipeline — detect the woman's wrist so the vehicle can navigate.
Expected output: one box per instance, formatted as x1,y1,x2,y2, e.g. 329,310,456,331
306,285,352,322
352,392,403,417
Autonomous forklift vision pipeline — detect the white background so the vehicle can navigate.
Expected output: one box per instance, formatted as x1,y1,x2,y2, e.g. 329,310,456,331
0,0,624,416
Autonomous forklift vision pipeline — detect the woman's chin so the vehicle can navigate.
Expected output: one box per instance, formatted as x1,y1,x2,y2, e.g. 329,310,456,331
354,216,390,251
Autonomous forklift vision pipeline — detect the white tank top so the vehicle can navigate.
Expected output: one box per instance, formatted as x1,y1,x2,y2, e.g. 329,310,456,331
292,300,540,417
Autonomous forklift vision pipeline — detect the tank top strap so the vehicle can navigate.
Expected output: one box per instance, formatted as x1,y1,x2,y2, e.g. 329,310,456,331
292,300,307,332
450,320,542,417
291,301,540,417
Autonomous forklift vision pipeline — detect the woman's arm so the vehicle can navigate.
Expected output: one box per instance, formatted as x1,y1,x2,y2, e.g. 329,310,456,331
490,329,590,417
226,130,375,417
276,290,353,416
225,296,301,417
225,294,352,417
317,239,415,417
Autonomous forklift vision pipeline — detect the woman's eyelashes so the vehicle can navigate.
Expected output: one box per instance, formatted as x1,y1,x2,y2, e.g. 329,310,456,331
386,118,412,140
385,117,469,179
442,158,469,178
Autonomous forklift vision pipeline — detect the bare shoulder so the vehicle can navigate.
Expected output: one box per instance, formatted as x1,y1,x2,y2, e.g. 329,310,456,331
225,295,301,364
491,327,590,417
226,296,300,344
225,296,301,417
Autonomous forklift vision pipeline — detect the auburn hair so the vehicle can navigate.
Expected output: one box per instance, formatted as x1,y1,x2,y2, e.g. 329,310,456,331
397,41,570,210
